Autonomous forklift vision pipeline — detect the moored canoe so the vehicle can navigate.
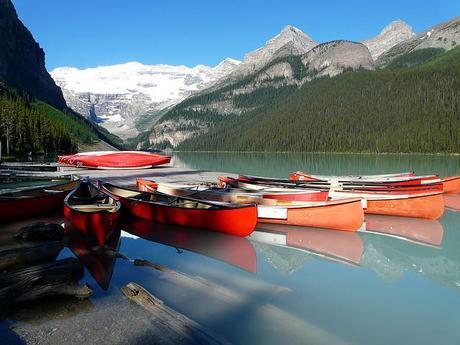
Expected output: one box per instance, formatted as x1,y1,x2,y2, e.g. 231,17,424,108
0,180,79,223
230,175,444,194
64,180,121,245
289,171,440,186
256,198,364,232
442,176,460,193
329,190,445,220
102,183,258,237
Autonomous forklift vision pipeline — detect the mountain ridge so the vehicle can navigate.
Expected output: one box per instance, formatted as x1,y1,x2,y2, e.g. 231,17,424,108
178,46,460,153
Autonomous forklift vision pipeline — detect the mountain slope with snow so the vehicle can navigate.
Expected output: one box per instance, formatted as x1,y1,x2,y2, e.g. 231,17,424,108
50,58,240,139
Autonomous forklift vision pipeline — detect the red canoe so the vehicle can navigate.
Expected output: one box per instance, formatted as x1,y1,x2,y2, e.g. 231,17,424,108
58,151,171,169
64,180,121,245
102,183,258,237
0,180,79,223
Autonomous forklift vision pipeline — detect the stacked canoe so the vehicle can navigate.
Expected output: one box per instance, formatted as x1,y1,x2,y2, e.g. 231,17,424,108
58,151,171,169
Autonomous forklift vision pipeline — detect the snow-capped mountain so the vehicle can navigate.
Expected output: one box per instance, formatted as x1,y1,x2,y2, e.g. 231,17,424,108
363,20,415,60
50,58,240,139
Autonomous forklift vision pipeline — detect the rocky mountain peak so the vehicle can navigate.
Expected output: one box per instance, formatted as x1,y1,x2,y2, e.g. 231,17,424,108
302,40,375,79
376,16,460,67
224,25,317,80
363,20,415,60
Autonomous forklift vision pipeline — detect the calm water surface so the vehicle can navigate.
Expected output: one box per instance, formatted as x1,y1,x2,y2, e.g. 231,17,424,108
3,153,460,344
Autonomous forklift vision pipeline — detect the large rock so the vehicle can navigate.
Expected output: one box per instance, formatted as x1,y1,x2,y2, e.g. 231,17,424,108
0,0,66,109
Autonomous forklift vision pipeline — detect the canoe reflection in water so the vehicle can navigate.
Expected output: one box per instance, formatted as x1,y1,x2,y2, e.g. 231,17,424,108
249,216,445,274
363,215,444,248
249,223,364,267
443,193,460,212
122,219,257,273
65,224,121,290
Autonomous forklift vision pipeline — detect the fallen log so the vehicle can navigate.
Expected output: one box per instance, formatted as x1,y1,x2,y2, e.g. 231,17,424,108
0,258,92,307
15,222,64,242
122,282,230,345
0,241,62,271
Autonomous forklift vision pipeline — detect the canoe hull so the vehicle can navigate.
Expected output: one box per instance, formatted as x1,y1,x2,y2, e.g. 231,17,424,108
365,193,444,220
64,205,121,245
0,194,65,223
0,180,79,223
58,151,171,170
443,176,460,194
119,197,257,237
258,199,364,232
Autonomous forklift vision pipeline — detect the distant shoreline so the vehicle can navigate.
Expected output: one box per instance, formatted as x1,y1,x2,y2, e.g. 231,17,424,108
171,150,460,156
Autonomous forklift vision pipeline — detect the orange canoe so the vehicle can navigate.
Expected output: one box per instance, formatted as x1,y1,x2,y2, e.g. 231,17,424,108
442,176,460,193
328,190,444,220
365,192,444,220
257,198,364,232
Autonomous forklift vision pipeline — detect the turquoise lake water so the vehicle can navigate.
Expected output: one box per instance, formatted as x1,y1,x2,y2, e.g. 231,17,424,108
2,152,460,344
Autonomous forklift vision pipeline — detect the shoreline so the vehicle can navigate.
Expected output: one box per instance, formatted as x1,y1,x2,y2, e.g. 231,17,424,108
171,150,460,156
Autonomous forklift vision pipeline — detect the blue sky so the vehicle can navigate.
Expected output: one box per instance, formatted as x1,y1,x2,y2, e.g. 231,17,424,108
13,0,460,70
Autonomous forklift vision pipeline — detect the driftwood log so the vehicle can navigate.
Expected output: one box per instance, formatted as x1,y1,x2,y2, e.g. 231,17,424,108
15,222,64,241
0,258,92,307
0,241,62,271
122,282,230,345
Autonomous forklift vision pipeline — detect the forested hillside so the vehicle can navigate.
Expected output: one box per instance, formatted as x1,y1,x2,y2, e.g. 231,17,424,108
178,46,460,153
0,82,122,156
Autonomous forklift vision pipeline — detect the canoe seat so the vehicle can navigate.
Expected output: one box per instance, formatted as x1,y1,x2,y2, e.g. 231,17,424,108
71,204,118,212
